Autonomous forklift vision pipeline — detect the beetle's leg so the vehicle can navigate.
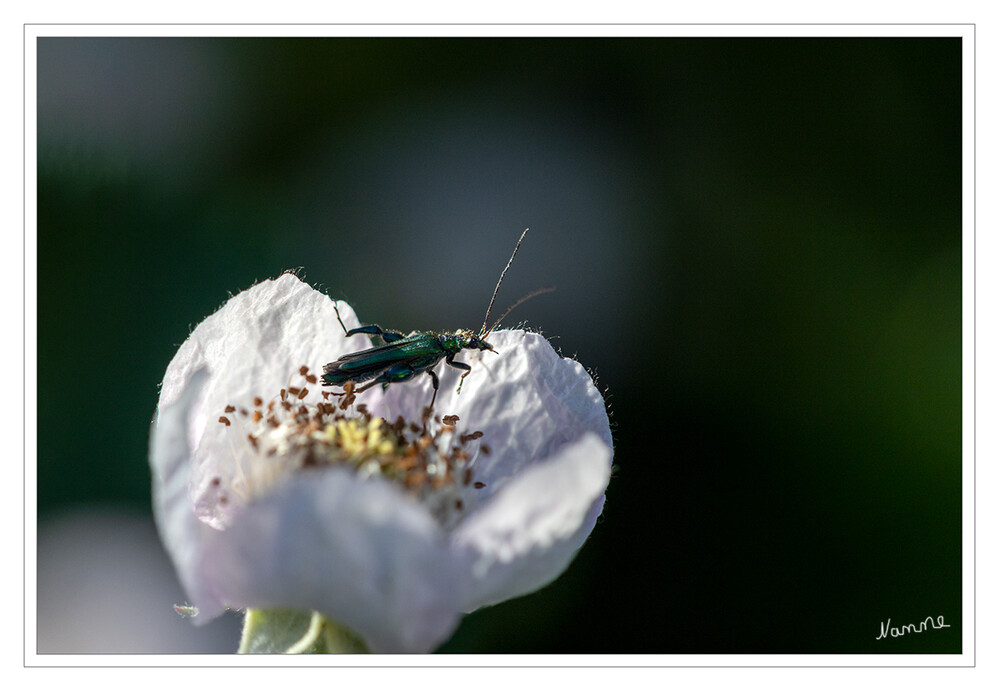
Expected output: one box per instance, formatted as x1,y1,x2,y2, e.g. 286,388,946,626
333,301,405,343
344,324,406,344
427,369,440,410
444,353,473,395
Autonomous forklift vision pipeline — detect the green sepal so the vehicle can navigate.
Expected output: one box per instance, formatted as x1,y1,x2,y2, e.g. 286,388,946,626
238,608,369,654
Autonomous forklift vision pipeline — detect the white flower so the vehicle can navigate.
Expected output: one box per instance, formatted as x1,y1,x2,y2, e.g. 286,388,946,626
150,273,613,653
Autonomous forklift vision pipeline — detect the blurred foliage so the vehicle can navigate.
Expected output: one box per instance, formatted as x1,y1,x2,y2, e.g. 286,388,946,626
37,37,961,653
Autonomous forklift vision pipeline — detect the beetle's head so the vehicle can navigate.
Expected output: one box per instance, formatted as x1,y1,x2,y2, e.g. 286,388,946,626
463,331,496,354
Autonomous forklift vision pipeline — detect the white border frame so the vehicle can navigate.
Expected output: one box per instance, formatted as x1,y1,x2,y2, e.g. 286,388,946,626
22,23,975,670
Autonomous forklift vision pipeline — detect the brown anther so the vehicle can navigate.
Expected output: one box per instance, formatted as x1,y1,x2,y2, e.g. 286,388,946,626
252,410,263,423
405,471,427,489
298,387,309,400
288,387,301,397
481,444,491,456
337,382,357,409
224,405,236,413
218,416,231,426
463,468,473,485
210,477,221,486
247,434,259,449
253,396,263,407
280,388,288,400
455,499,464,511
473,481,486,489
395,455,418,471
299,365,310,376
306,374,318,384
239,408,249,417
442,415,459,426
460,431,484,444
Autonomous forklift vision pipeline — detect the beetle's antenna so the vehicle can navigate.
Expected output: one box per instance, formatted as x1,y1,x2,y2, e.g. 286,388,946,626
482,285,555,338
480,228,531,335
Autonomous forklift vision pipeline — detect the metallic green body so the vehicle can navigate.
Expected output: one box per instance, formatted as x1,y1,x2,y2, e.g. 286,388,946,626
322,323,494,404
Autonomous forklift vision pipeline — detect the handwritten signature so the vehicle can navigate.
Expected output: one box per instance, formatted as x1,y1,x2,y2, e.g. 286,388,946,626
876,615,950,640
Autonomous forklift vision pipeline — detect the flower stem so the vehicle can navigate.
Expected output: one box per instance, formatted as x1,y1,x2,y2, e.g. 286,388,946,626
238,608,369,654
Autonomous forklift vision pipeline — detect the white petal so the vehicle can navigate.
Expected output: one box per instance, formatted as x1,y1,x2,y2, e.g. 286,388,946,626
159,272,364,416
198,470,461,653
150,367,229,617
451,433,612,611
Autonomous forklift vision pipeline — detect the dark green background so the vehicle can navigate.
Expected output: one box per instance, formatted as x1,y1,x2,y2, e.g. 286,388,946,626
37,37,963,653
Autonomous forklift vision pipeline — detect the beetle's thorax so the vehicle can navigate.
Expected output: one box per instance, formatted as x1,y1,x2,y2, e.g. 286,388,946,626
438,329,476,353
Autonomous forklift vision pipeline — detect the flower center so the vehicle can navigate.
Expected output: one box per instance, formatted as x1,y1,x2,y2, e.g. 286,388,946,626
210,366,489,529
